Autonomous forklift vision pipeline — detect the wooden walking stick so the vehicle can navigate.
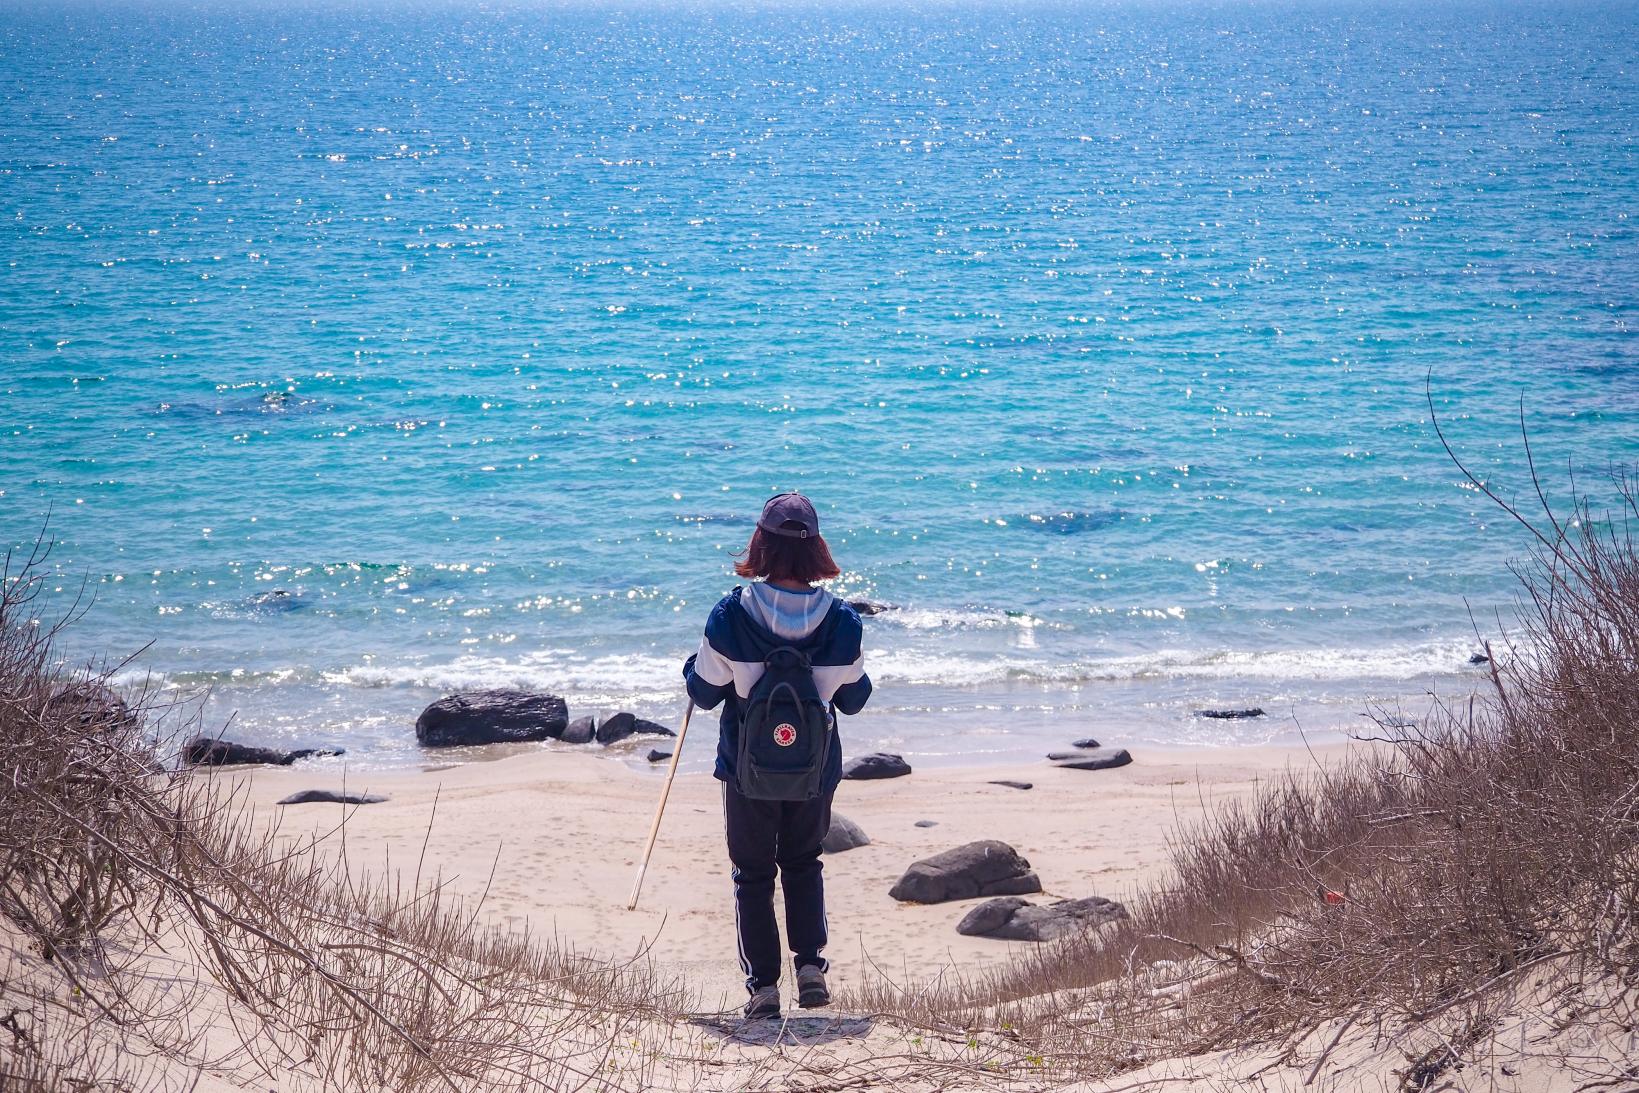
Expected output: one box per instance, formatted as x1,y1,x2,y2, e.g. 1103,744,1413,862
627,699,696,911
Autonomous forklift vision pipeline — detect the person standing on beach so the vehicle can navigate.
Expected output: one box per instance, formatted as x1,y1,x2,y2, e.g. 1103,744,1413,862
682,492,873,1019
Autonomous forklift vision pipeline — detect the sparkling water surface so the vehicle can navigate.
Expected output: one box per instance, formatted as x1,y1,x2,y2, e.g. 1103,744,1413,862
3,0,1637,768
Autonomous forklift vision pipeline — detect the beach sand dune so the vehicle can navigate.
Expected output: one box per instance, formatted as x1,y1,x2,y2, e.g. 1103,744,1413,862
214,743,1342,1008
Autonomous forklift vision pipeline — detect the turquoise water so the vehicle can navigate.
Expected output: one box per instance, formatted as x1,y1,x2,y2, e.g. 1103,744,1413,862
3,1,1636,767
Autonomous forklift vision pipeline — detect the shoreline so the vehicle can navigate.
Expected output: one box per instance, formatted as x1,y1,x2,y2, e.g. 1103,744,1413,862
206,738,1366,1007
167,661,1476,774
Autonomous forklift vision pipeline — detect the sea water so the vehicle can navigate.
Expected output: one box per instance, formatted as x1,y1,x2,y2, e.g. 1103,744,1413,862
2,0,1636,768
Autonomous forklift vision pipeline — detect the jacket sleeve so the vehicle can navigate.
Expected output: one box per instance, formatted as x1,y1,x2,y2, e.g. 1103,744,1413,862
682,604,736,710
829,609,872,716
832,671,872,715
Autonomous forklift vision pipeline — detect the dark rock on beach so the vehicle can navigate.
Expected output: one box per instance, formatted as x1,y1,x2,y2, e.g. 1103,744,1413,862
1195,707,1266,720
1071,737,1102,749
47,681,140,735
183,738,345,767
646,748,673,763
955,896,1030,939
596,711,676,746
416,690,569,748
822,813,870,854
957,895,1128,942
889,840,1041,904
561,716,596,745
914,819,939,828
1049,747,1133,771
988,780,1033,791
277,790,387,806
842,752,912,780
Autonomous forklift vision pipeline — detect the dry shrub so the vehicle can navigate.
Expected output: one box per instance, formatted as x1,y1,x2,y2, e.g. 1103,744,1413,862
0,537,686,1091
852,456,1639,1086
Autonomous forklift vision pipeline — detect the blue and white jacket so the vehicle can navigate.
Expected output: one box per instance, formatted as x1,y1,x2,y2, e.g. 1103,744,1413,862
682,582,872,793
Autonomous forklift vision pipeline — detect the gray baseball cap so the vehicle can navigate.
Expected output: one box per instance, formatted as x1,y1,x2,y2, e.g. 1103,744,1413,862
758,492,820,539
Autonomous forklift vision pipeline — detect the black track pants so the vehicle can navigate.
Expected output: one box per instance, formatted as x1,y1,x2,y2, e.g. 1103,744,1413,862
722,782,833,993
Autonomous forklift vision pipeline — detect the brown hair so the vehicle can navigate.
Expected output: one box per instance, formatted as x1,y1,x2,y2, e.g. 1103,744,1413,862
733,525,841,584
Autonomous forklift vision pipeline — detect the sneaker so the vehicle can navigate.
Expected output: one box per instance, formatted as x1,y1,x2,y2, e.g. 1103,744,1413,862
743,985,781,1019
796,965,830,1009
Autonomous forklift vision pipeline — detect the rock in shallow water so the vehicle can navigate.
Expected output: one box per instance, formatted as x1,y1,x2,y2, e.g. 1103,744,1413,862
47,681,140,735
1071,737,1102,749
278,790,387,806
597,711,676,745
822,813,870,854
957,895,1128,941
248,588,304,613
646,749,673,763
1021,509,1123,535
561,716,596,745
889,840,1041,904
415,690,569,747
1194,707,1266,720
183,738,344,767
1049,747,1133,771
842,752,911,780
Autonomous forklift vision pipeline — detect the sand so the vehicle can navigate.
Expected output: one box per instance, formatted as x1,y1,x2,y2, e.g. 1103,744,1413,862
208,739,1350,1009
36,737,1626,1092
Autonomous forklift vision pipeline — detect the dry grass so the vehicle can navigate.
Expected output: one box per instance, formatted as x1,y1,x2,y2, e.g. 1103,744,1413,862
0,537,688,1091
849,455,1639,1088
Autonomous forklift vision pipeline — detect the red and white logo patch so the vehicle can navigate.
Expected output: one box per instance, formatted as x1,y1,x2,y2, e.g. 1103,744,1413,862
772,723,798,747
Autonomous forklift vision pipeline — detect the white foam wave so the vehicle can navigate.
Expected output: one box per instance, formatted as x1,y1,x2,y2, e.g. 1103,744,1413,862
874,606,1056,632
119,638,1482,699
867,640,1481,687
325,650,681,701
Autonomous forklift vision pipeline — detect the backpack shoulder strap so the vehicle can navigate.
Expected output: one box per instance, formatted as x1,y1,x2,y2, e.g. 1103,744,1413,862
763,644,813,670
